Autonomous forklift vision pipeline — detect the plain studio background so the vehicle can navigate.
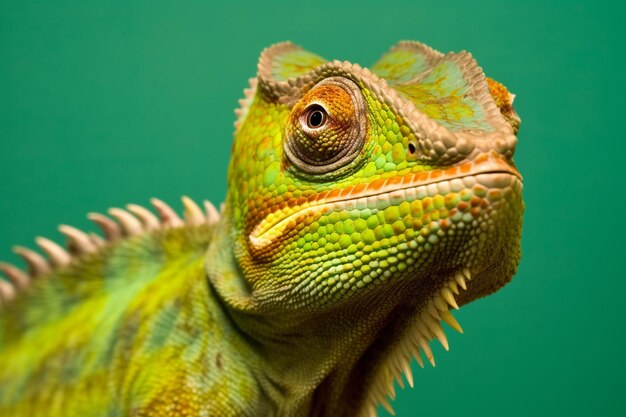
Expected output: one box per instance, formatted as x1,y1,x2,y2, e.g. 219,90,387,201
0,1,623,416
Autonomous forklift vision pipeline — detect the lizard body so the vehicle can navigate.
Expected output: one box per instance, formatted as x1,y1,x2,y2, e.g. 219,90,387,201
0,41,523,417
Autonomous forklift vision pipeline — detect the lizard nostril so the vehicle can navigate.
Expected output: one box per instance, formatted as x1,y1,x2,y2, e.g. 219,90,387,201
408,142,417,155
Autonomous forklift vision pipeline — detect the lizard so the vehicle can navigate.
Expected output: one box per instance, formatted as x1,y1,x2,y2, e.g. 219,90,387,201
0,40,523,417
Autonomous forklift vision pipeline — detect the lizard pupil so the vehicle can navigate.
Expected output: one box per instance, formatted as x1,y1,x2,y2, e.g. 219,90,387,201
307,106,326,129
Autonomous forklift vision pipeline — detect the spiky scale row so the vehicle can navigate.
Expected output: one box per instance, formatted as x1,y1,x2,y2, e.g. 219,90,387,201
127,204,160,231
360,269,472,417
234,78,259,132
12,246,50,277
109,208,143,235
35,237,71,267
87,213,121,240
0,263,29,288
59,225,97,254
151,198,184,227
0,196,221,306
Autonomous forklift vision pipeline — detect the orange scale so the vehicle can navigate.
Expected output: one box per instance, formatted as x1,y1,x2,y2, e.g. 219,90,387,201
311,191,328,202
460,164,472,174
457,202,470,212
339,186,354,198
430,170,443,179
367,178,387,192
475,152,490,164
414,171,429,182
386,176,403,186
352,182,368,195
443,165,460,176
326,189,342,199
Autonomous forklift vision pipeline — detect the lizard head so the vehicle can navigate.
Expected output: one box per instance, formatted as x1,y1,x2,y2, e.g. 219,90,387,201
207,41,523,396
213,40,522,310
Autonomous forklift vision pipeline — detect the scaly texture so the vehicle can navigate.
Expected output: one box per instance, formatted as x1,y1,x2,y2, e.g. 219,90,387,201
0,40,524,417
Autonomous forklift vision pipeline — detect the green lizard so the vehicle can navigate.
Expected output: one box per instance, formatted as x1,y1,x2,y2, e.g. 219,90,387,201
0,40,523,417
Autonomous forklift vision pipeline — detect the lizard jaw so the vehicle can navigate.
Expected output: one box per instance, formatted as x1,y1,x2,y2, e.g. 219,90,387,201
249,152,521,250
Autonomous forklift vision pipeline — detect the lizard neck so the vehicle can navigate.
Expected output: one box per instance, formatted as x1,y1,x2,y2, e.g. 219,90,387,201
205,215,407,417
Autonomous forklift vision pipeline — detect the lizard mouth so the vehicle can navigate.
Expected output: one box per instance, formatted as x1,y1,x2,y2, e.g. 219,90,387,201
249,152,521,250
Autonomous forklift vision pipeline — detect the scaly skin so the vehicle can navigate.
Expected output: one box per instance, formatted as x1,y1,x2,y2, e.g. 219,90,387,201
0,41,523,417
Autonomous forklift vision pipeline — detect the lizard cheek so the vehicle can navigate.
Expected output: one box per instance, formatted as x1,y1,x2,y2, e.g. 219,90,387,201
284,76,367,175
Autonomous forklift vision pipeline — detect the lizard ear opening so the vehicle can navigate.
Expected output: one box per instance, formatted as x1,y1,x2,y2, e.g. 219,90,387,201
371,40,444,84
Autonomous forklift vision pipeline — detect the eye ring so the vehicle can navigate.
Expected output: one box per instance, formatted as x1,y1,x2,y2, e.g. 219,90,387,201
284,76,368,175
306,105,327,129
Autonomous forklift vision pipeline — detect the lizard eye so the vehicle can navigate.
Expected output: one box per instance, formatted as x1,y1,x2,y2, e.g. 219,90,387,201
284,76,367,175
306,105,327,129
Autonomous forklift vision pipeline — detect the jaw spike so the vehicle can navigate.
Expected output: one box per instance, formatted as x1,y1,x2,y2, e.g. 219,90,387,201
427,303,441,320
35,237,71,267
426,320,449,351
415,320,432,341
402,362,414,388
433,295,448,312
0,263,30,288
59,225,97,254
440,310,463,334
418,339,435,367
13,246,50,277
462,268,471,280
413,351,424,368
182,196,205,226
455,272,467,290
440,287,459,310
127,204,160,231
395,373,405,389
387,381,396,400
380,397,395,415
365,274,469,416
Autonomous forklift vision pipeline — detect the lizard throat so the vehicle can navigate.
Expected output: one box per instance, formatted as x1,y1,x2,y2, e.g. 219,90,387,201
249,152,521,250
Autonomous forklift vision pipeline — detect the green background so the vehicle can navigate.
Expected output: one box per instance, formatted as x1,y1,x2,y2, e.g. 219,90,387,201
0,1,623,416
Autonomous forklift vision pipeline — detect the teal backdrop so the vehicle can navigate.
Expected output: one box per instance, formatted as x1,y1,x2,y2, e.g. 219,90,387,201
1,1,623,416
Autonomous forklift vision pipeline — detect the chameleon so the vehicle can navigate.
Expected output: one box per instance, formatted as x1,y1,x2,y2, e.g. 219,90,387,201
0,40,523,417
